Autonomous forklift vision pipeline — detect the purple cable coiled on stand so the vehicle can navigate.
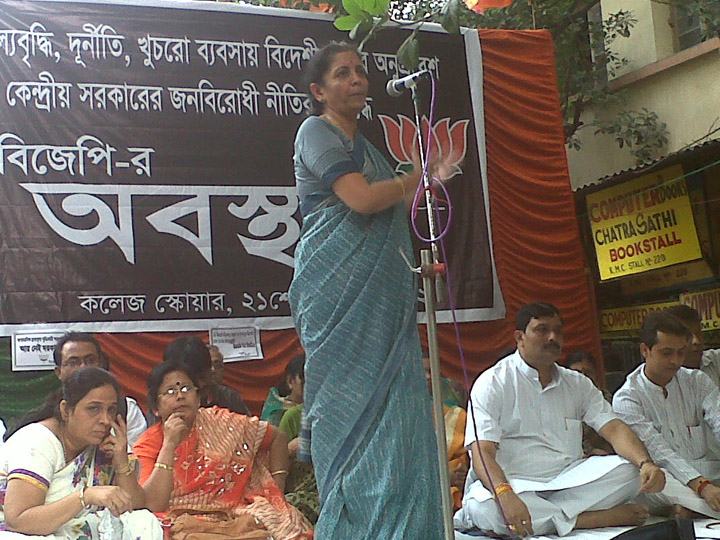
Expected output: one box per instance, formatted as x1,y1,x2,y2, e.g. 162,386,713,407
408,74,517,540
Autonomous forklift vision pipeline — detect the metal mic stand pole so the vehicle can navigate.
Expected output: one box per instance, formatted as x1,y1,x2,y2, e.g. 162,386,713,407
410,83,454,540
422,251,454,540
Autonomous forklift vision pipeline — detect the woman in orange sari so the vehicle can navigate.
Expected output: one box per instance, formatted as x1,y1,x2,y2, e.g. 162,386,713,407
133,358,313,540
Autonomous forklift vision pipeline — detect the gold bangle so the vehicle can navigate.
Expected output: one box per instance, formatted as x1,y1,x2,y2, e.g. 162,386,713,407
270,469,289,476
116,463,133,476
494,483,513,498
154,462,174,471
396,177,406,199
79,485,89,509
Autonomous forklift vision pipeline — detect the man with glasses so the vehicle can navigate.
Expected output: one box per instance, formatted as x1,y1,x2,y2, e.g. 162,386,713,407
53,332,147,446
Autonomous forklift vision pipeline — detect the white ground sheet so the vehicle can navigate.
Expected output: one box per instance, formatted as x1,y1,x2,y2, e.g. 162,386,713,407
455,517,720,539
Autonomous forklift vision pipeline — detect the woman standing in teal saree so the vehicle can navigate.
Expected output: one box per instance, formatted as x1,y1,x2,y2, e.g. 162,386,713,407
289,42,444,539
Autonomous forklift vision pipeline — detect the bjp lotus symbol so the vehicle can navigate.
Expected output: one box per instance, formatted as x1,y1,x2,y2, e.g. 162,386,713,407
378,114,469,178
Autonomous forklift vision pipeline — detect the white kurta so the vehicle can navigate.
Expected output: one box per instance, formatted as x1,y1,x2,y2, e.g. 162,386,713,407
125,397,147,447
455,351,639,536
613,365,720,484
613,364,720,517
701,349,720,390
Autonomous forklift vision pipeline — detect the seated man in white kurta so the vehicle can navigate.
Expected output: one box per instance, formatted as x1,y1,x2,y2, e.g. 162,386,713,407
665,304,720,389
613,309,720,519
454,302,665,538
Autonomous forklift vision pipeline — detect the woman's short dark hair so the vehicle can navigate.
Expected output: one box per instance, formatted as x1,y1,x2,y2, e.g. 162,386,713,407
304,41,360,116
6,367,119,440
147,361,201,411
164,336,211,381
277,353,306,397
62,366,120,410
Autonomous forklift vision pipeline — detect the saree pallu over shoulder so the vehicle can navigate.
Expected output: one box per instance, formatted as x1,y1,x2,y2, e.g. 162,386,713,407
0,423,162,540
289,139,443,539
134,407,312,540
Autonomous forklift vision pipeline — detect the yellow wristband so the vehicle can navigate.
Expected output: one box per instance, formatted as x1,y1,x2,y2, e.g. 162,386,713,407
396,177,406,199
494,483,513,498
154,462,174,471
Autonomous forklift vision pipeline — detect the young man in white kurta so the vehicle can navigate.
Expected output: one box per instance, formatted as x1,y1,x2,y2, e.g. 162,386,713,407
454,303,665,538
613,310,720,518
666,304,720,390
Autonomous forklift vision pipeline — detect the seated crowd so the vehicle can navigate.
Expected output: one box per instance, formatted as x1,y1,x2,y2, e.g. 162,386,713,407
0,300,718,538
0,334,313,539
455,301,720,538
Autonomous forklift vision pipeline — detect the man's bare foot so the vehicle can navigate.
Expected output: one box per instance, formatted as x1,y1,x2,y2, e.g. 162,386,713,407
576,504,649,529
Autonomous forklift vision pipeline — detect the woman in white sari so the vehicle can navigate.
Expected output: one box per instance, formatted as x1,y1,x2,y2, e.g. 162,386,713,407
0,366,162,539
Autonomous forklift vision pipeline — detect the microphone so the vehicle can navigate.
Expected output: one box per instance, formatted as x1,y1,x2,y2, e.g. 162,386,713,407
386,70,431,97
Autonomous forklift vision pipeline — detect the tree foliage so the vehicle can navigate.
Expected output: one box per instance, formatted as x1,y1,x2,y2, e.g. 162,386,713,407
669,0,720,41
243,0,716,165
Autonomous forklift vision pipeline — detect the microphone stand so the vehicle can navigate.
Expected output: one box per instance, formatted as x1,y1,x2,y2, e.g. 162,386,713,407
410,83,454,540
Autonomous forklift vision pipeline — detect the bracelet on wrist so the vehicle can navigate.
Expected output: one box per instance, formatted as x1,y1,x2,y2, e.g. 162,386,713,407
638,459,655,469
116,462,134,476
78,485,90,509
270,469,289,477
154,462,174,472
494,483,513,498
697,479,712,496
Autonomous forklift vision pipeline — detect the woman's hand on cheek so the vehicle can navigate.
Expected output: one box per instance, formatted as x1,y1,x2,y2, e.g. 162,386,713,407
105,415,130,468
163,412,191,449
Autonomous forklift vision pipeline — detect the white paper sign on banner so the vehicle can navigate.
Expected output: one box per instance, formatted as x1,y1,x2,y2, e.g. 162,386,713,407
210,327,263,362
12,332,65,371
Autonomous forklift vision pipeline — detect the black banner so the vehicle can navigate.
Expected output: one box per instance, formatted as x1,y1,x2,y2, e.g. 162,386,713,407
0,0,499,333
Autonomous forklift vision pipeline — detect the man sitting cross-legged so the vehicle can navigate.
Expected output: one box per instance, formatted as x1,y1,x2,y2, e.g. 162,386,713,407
454,302,665,538
614,309,720,519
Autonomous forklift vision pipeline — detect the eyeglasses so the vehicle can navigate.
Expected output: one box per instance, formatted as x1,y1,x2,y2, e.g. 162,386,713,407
159,384,198,398
62,356,102,368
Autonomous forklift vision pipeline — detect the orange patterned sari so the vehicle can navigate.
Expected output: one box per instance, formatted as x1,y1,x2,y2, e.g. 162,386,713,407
134,407,313,540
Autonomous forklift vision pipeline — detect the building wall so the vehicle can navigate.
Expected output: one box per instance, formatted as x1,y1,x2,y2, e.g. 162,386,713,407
567,0,720,190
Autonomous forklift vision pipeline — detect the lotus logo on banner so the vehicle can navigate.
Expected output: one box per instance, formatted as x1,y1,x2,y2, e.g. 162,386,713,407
378,114,469,179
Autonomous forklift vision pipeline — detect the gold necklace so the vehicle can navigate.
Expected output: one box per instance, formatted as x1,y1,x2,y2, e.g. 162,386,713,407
58,428,70,464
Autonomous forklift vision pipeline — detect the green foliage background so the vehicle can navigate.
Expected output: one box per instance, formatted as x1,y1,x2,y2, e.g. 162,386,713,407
0,338,59,432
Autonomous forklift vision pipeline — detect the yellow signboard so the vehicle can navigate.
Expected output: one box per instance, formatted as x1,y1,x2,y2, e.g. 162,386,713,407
600,302,677,333
586,165,702,280
681,288,720,331
619,259,714,296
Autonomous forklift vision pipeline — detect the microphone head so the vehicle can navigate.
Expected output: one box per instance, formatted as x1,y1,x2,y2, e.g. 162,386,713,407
386,78,403,98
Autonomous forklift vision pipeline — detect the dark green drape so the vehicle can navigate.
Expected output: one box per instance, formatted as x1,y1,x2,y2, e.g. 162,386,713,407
0,338,60,430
